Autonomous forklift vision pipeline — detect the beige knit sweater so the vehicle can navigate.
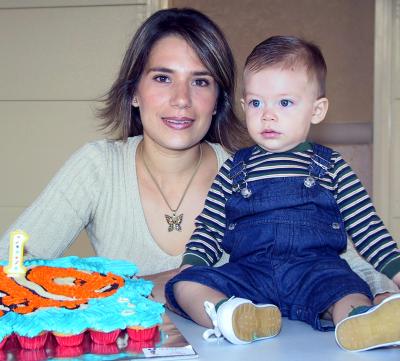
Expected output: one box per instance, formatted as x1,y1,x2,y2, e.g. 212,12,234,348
0,136,228,275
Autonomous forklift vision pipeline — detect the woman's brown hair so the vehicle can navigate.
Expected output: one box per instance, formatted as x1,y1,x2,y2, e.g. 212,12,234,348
98,8,248,153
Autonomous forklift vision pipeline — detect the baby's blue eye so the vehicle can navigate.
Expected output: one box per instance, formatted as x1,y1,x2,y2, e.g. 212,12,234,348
280,99,293,107
249,99,261,108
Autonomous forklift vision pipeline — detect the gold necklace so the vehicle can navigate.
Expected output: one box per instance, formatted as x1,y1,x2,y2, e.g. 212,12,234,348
140,143,203,232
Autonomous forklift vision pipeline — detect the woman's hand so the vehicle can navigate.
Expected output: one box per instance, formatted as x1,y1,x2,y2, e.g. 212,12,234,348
142,266,191,304
373,292,396,305
392,271,400,288
373,272,400,304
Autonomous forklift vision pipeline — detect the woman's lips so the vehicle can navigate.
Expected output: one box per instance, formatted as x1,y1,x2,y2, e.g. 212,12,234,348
162,117,194,130
261,129,281,138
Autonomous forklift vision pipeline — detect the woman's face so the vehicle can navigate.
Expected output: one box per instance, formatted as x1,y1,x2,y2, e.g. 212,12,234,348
133,35,219,151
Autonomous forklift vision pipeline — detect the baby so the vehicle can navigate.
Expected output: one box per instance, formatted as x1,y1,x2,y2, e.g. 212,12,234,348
165,35,400,351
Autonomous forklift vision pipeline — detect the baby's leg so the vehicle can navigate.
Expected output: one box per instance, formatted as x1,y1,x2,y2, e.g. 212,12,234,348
173,281,227,327
165,264,281,344
174,281,281,344
330,293,371,325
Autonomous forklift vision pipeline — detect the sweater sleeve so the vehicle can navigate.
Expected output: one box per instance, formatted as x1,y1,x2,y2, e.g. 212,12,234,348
182,157,234,266
0,142,106,259
332,153,400,278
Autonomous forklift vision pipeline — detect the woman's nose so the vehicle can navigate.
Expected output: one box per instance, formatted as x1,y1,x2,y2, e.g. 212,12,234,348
170,82,192,109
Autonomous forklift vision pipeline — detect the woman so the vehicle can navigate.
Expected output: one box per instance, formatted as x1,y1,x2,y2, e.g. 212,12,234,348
0,8,246,273
0,8,397,302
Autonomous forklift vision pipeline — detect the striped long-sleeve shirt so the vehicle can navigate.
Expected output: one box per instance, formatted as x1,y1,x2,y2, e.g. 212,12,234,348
182,142,400,279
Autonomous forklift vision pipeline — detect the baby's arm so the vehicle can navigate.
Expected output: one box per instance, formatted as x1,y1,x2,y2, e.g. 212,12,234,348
181,158,234,267
332,153,400,282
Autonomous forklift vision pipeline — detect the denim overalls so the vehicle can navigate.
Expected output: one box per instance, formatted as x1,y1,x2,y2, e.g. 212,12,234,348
166,144,372,330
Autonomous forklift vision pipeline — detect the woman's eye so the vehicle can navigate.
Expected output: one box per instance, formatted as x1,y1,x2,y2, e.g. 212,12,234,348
193,78,210,87
154,75,171,83
249,99,261,108
280,99,293,107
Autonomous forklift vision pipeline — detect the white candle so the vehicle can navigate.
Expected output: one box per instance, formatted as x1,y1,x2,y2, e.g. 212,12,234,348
4,230,29,277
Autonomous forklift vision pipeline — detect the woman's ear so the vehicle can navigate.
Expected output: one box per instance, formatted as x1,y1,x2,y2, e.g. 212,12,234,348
311,97,329,125
132,96,139,107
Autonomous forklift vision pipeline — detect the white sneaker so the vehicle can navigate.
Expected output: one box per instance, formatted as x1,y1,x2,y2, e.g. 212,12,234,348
335,293,400,351
203,297,281,344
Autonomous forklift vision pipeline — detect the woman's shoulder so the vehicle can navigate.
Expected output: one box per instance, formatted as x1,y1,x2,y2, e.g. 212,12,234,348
81,136,140,151
206,142,231,167
75,136,142,163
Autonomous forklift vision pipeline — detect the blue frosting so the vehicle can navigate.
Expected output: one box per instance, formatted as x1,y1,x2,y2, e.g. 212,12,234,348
0,257,164,341
0,313,13,340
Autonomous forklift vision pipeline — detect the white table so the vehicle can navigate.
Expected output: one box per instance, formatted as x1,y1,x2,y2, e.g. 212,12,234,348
167,310,400,361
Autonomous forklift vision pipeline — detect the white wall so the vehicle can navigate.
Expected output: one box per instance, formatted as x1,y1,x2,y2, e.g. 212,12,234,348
374,0,400,242
0,0,154,256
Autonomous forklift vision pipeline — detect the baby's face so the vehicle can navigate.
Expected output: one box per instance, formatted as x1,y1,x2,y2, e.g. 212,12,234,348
241,65,328,153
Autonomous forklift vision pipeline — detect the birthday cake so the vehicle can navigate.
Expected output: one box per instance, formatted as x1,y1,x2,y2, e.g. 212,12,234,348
0,255,164,350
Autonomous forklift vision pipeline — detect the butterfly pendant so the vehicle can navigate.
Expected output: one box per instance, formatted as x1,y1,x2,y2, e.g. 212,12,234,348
165,213,183,232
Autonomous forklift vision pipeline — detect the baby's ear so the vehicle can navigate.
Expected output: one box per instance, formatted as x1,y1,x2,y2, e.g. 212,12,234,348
240,98,245,112
311,97,329,125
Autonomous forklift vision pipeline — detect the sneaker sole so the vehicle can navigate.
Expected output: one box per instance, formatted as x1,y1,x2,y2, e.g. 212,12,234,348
335,295,400,351
232,303,281,342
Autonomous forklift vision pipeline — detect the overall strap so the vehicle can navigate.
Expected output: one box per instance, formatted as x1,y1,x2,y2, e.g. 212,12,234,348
309,143,333,179
228,146,254,197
